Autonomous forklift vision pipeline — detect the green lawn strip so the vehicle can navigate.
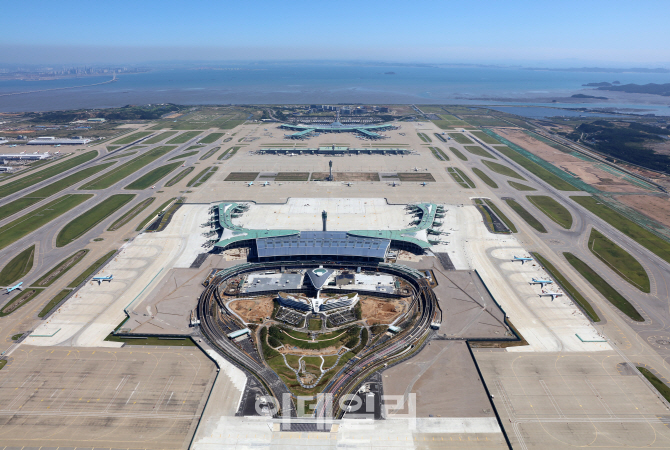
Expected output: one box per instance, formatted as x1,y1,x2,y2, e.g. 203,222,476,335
67,250,117,288
495,145,580,191
504,198,547,233
33,249,89,287
80,146,175,189
531,252,600,322
107,198,155,231
470,131,501,145
166,131,202,144
125,162,181,190
168,151,198,161
136,198,176,231
637,367,670,403
449,147,468,161
105,334,195,346
446,167,470,188
452,168,475,188
482,160,527,180
111,131,152,145
142,131,177,144
449,133,473,144
564,252,643,322
199,147,220,160
0,194,93,251
483,199,517,233
571,196,670,265
0,150,98,199
165,168,194,187
56,194,135,247
472,168,498,188
37,289,71,318
508,181,536,191
199,132,224,144
217,148,232,160
185,145,201,151
0,245,35,285
187,167,212,187
105,151,136,160
417,133,432,143
193,167,218,187
588,228,650,293
526,195,573,229
433,147,449,160
11,333,23,341
0,288,43,317
464,145,497,159
106,145,120,151
429,147,445,161
308,318,322,330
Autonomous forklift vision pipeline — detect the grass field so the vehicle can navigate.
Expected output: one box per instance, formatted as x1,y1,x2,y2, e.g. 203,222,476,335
447,167,475,188
166,131,202,144
192,167,218,187
0,150,98,199
571,196,670,265
187,167,212,187
449,133,473,144
417,132,432,143
527,195,573,229
168,151,198,161
638,367,670,403
142,131,177,144
165,168,194,187
107,197,155,231
484,199,517,233
432,147,449,160
34,249,88,287
38,289,71,318
111,131,152,145
472,168,498,188
275,172,310,181
449,147,468,161
588,228,650,293
125,162,181,189
470,131,501,144
199,132,224,144
218,146,241,160
397,173,436,182
104,335,196,346
67,250,116,288
308,317,322,331
431,114,471,129
564,252,643,321
136,198,176,231
0,288,43,317
429,147,445,161
56,194,135,247
199,147,220,160
508,181,536,191
0,245,35,286
495,145,580,191
531,252,600,322
224,172,259,181
505,198,547,233
464,145,497,159
0,194,92,251
482,160,527,180
80,146,174,189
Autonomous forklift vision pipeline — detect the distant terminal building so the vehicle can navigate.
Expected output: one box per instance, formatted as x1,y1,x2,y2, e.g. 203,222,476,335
280,121,397,140
258,146,410,156
27,136,92,145
0,152,51,161
87,118,106,123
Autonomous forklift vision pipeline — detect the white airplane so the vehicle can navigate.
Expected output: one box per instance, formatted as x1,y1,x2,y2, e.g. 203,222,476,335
421,182,428,187
92,274,113,284
539,291,563,301
512,256,533,265
389,181,399,187
4,282,23,294
54,144,61,148
262,181,270,187
344,182,354,187
413,167,419,172
247,181,254,186
531,278,553,288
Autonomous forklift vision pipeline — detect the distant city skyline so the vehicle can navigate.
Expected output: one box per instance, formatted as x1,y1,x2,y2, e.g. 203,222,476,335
2,0,669,66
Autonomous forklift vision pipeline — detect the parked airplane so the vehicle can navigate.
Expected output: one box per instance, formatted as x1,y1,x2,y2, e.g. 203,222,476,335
512,256,533,265
4,282,23,294
531,278,553,288
539,291,563,301
421,182,428,186
247,181,254,186
389,181,399,187
262,181,270,187
92,274,113,284
344,182,354,187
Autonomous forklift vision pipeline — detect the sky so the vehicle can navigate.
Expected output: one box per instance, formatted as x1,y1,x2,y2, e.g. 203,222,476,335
2,0,669,66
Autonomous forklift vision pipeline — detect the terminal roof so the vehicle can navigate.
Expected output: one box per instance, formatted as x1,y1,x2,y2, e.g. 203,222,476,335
256,231,390,260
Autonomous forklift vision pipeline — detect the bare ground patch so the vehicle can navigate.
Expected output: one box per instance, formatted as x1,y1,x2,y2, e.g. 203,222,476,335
228,297,273,323
224,172,259,181
361,296,408,325
616,195,670,228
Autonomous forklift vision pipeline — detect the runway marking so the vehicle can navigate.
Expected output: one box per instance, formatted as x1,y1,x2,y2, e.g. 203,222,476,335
153,376,175,413
104,375,129,412
585,377,614,417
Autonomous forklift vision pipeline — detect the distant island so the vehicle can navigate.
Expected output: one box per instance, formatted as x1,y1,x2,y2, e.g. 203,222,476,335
527,67,670,73
384,71,396,75
583,81,620,87
571,94,608,100
595,83,670,97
